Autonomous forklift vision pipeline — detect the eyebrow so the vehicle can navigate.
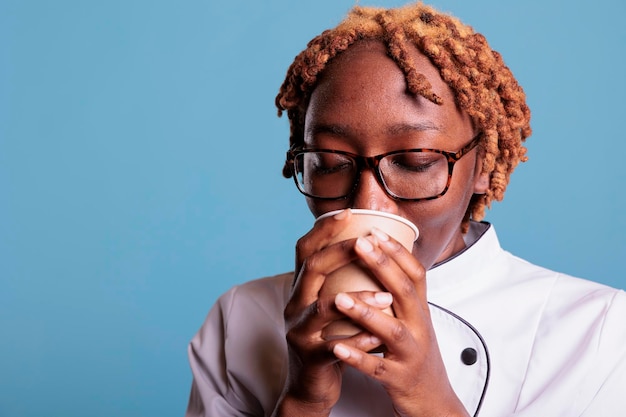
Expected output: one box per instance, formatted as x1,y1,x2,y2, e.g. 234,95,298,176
306,121,441,137
386,121,441,135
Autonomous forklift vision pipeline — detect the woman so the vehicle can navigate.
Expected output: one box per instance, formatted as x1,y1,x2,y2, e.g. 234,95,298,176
186,3,626,416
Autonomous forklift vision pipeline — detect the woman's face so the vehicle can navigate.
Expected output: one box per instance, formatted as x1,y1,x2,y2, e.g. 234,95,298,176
303,41,488,269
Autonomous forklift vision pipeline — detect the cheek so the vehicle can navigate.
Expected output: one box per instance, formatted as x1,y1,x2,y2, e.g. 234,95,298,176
405,166,477,266
405,202,464,266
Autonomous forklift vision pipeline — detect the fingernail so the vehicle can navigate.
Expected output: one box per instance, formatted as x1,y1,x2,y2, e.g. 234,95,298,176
374,292,393,305
370,227,389,242
333,343,351,359
335,292,355,309
356,237,374,252
369,335,382,346
333,209,351,220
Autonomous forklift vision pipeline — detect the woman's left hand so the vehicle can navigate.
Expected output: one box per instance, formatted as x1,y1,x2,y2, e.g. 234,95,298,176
331,229,470,417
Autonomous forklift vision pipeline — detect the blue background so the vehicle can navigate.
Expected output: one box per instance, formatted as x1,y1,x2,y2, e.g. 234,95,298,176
1,0,624,416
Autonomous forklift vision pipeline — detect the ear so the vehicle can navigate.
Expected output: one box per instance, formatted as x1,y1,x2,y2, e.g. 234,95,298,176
473,171,490,194
472,146,489,194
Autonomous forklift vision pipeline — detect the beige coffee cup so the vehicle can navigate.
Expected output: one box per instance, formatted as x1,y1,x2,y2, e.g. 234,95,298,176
315,209,419,341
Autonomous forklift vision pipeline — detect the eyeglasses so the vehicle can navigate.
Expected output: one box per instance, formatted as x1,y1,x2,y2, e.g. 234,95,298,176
285,135,480,201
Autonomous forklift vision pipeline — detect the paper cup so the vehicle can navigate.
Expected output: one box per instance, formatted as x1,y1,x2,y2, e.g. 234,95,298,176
315,209,419,341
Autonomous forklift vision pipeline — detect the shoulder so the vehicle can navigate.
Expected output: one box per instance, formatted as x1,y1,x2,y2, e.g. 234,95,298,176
190,272,293,389
213,272,293,321
494,246,624,333
540,273,626,351
499,247,622,313
190,272,293,347
533,270,625,346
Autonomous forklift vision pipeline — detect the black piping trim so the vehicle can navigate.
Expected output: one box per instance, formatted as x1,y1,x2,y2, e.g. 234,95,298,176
429,221,491,270
428,302,491,417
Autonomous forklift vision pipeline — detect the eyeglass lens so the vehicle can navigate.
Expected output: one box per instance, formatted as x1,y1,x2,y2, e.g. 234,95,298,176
294,151,450,199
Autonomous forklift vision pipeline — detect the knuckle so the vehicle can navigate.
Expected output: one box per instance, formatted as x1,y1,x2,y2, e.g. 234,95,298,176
338,238,354,251
285,327,298,345
373,358,388,377
295,235,312,261
390,322,409,343
313,299,322,315
283,304,301,331
399,276,417,298
358,304,376,321
388,239,405,256
301,255,321,275
374,251,390,268
283,302,295,321
312,298,329,317
285,324,307,349
412,261,426,278
354,336,373,351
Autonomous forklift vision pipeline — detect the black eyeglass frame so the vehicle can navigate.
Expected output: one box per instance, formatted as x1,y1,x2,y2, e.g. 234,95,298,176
285,134,481,202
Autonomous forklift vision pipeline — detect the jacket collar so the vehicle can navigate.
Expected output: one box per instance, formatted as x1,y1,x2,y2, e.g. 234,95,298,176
427,221,502,298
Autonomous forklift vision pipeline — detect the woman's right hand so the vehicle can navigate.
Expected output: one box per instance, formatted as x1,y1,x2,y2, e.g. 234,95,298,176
272,209,392,417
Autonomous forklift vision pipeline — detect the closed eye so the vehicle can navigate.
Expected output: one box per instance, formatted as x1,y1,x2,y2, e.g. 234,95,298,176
307,153,354,176
386,153,443,173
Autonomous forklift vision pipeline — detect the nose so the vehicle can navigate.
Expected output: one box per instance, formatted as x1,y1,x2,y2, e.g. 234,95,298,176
351,168,397,213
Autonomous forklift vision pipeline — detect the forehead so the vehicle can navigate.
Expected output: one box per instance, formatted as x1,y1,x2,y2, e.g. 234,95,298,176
304,41,473,151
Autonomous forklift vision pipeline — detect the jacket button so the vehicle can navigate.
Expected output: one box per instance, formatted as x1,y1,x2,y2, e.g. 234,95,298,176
461,347,477,365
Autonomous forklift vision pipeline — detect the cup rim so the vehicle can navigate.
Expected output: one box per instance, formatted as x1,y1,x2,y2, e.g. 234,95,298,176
315,209,419,242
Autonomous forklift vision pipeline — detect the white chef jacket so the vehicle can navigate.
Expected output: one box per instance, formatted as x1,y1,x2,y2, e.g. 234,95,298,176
186,222,626,416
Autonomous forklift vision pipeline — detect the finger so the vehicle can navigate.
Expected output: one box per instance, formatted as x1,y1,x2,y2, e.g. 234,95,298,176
290,208,355,305
290,238,359,308
334,292,399,343
316,291,392,349
372,231,428,319
295,208,353,270
354,232,427,320
352,291,394,309
310,291,392,347
334,291,429,361
369,228,427,297
286,297,346,347
332,341,398,381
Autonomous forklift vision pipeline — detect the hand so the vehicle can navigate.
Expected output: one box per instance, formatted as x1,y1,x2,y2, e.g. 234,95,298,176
330,229,470,417
272,209,393,417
